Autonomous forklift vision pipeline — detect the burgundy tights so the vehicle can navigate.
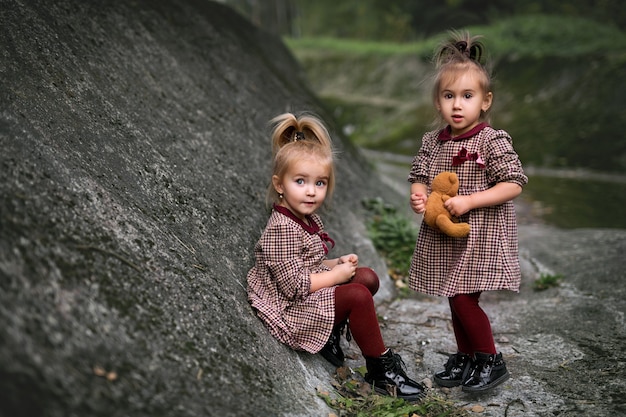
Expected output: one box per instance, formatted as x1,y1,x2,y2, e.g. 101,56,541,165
333,267,386,358
449,293,496,355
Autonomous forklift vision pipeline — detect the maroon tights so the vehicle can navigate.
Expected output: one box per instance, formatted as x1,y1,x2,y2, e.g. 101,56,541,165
449,293,496,355
333,267,386,358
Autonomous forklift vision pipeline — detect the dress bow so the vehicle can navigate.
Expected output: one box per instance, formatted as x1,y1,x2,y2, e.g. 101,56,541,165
452,147,485,169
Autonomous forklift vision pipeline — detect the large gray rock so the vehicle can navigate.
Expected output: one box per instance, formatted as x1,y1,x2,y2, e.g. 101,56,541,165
0,1,397,416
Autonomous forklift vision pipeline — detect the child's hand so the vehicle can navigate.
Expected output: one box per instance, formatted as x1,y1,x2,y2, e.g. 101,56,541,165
335,261,357,283
339,254,358,267
410,192,427,214
444,195,471,216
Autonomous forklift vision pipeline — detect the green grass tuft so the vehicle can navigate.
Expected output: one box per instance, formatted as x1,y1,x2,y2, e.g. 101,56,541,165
533,273,563,291
362,198,417,273
316,365,469,417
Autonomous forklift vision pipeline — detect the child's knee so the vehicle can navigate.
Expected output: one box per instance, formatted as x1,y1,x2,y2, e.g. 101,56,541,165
354,267,379,295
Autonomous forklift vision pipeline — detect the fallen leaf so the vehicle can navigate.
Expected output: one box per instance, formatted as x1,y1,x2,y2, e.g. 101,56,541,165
93,365,106,377
336,366,352,381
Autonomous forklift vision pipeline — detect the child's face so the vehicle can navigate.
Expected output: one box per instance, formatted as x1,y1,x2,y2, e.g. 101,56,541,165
272,158,330,220
436,71,492,137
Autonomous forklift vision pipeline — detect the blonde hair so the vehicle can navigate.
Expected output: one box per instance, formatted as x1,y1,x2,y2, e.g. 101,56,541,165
266,112,336,206
431,31,493,126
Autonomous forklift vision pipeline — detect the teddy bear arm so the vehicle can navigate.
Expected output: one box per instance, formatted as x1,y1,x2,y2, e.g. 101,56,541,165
436,214,471,238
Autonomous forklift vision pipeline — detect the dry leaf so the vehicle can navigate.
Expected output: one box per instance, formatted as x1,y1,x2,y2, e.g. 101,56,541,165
93,365,106,377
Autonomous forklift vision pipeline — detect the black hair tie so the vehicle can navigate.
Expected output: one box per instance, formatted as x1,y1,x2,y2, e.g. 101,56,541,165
455,41,468,54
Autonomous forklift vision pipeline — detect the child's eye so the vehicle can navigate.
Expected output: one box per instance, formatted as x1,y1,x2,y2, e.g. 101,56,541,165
316,180,327,187
295,179,304,185
464,93,473,99
444,93,453,99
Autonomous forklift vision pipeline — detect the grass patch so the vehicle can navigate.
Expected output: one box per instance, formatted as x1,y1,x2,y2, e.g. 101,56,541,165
317,366,469,417
362,198,418,294
287,15,626,59
285,36,435,58
533,273,563,291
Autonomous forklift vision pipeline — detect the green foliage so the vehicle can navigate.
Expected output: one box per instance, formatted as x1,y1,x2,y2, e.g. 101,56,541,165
466,15,626,57
288,15,626,60
318,392,469,417
285,36,435,58
316,366,469,417
287,15,626,173
533,273,563,291
317,391,422,417
362,198,418,273
288,0,626,41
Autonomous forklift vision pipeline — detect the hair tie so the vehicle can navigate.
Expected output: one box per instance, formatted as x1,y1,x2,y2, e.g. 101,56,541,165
455,41,468,55
294,131,305,141
469,44,482,61
454,40,482,62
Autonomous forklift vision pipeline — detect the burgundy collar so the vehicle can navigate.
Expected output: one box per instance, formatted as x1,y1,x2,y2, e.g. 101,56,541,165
438,122,489,141
273,204,335,253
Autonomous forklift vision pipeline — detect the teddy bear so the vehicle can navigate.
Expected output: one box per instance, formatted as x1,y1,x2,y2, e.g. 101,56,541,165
423,171,470,238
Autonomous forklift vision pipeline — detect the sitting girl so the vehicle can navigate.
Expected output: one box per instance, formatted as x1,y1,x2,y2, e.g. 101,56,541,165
246,112,424,400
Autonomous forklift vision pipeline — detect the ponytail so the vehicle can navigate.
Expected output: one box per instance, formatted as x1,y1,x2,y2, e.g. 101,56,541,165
434,30,486,67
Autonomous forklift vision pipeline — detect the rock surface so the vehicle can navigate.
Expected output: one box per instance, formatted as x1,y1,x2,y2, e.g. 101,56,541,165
0,1,396,416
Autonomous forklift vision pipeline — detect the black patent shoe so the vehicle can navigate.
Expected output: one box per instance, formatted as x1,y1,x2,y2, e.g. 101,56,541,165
462,352,510,393
319,322,349,366
433,352,472,387
320,329,344,366
365,349,426,401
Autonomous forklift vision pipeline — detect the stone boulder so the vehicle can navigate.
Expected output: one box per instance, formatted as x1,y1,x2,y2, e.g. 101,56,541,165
0,1,397,416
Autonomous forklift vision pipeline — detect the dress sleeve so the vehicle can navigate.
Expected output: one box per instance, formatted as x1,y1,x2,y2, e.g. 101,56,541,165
484,129,528,187
408,131,437,185
261,222,312,301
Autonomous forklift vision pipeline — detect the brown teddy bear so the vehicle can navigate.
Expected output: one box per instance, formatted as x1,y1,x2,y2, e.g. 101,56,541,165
423,171,470,238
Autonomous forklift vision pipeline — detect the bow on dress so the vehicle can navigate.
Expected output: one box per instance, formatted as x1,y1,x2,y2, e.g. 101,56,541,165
452,147,485,169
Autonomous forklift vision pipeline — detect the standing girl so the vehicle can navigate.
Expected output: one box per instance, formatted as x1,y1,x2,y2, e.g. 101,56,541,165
408,32,528,393
247,112,424,400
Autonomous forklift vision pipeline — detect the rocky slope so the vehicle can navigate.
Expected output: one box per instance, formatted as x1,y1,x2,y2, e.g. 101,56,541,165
0,1,398,416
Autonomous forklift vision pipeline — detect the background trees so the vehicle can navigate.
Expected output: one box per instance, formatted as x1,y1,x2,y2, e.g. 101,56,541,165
220,0,625,40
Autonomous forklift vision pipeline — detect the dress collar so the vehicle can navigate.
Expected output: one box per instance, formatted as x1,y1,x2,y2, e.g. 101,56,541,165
438,122,489,141
273,204,335,253
273,203,319,233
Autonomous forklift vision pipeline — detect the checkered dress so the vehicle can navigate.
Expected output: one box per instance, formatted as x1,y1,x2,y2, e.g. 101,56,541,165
246,209,335,353
407,125,528,297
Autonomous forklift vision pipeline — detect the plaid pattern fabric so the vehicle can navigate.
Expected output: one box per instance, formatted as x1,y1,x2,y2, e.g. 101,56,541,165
246,209,335,353
408,126,528,297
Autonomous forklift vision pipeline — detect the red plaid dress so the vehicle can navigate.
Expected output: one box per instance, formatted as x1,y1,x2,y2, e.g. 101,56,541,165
246,209,335,353
408,124,528,297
